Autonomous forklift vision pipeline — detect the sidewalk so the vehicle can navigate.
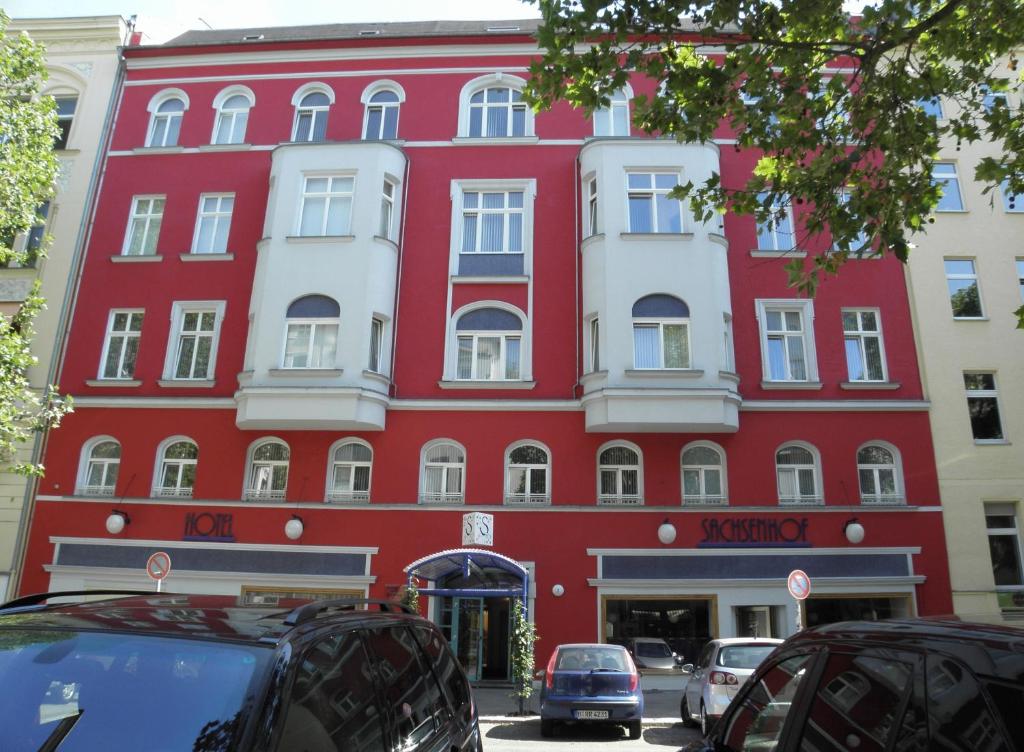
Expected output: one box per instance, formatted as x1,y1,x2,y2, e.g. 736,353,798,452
475,674,687,723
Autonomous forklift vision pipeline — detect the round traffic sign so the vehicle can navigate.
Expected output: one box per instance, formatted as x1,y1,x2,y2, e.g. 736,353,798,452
146,551,172,581
787,569,811,600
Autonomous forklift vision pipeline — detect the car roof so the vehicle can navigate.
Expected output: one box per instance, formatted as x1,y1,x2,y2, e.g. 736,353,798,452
631,637,669,643
712,637,785,646
557,643,627,650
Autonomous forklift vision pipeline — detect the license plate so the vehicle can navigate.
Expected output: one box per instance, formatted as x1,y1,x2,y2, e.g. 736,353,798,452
575,710,609,720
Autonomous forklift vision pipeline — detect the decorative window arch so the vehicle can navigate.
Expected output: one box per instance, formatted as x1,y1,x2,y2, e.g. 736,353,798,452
244,438,290,500
857,441,905,505
457,73,533,138
597,441,643,505
153,437,198,498
505,440,551,505
283,294,340,369
419,439,466,504
77,436,121,496
681,441,727,505
632,294,691,369
211,86,254,145
326,438,372,503
146,88,189,147
450,303,526,381
593,85,633,137
775,441,823,505
291,83,334,142
361,80,405,140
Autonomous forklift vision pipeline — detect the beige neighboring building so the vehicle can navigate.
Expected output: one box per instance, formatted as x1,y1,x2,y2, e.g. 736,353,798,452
0,16,127,599
905,90,1024,623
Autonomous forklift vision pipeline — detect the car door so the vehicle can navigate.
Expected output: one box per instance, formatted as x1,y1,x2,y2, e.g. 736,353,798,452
687,642,715,712
410,623,479,751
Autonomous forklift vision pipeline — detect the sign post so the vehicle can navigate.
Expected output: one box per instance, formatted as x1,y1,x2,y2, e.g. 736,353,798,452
146,551,172,593
786,569,811,632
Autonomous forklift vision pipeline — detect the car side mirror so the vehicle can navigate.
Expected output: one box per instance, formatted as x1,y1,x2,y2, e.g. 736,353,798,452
534,669,546,680
681,663,695,674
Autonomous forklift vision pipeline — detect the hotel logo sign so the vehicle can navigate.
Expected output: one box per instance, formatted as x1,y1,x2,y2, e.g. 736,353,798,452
700,517,809,547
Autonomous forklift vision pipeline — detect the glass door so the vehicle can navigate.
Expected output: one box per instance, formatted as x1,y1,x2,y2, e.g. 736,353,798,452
452,597,484,681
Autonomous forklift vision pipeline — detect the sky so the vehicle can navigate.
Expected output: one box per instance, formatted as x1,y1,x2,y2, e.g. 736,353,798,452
4,0,543,43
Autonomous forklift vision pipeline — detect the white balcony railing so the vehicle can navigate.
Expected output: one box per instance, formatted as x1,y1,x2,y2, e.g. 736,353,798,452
78,484,115,497
156,486,194,499
778,494,824,506
326,490,370,504
504,494,551,506
682,495,728,506
418,492,464,505
860,493,906,506
597,494,643,506
245,488,286,501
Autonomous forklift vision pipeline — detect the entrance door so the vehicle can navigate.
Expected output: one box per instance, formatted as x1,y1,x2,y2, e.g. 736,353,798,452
451,597,484,681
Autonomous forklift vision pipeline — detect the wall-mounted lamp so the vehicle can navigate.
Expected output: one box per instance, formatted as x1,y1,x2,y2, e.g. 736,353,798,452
551,584,565,597
284,515,304,540
657,518,677,545
105,509,130,535
844,518,865,545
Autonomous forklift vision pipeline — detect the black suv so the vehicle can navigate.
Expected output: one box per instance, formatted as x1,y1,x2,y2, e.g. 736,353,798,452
685,617,1024,751
0,591,482,751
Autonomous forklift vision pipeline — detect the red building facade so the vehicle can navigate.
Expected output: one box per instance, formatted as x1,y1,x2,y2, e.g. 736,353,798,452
19,20,951,680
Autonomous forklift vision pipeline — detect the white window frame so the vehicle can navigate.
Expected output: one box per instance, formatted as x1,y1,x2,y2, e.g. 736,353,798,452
191,193,234,254
325,438,373,503
586,176,599,237
632,317,691,369
775,441,823,505
593,86,632,137
933,162,964,211
680,440,728,505
756,299,818,383
856,441,905,505
588,316,601,373
163,301,226,381
145,89,189,148
98,309,144,380
419,439,466,505
368,316,385,373
1017,258,1024,301
755,192,796,251
380,179,396,239
842,308,888,382
298,174,355,237
456,332,521,381
626,171,683,234
50,91,79,150
723,313,735,373
244,438,290,501
76,436,121,496
965,371,1005,443
361,80,405,140
122,195,165,256
153,436,198,498
459,188,525,254
985,502,1024,588
944,257,985,319
456,73,534,138
597,440,643,505
210,86,254,145
981,84,1009,112
505,440,551,505
449,179,536,274
1000,181,1024,213
446,302,530,382
290,83,334,142
832,189,871,254
282,316,339,369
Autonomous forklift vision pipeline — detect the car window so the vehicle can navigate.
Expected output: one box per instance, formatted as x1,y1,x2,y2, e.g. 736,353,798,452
926,655,1011,751
722,653,815,751
636,641,672,657
984,681,1024,745
557,646,628,671
411,624,472,726
277,630,386,752
364,625,450,750
698,643,715,669
718,645,778,669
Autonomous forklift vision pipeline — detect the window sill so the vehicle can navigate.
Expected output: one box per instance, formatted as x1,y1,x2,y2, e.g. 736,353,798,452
180,252,235,262
625,368,704,378
285,235,355,244
619,232,694,241
934,208,968,213
133,146,185,155
452,136,540,146
373,235,398,249
749,249,807,258
158,379,216,388
198,143,252,152
437,380,536,390
362,369,391,385
760,380,824,390
974,439,1011,446
840,381,901,390
451,275,530,284
708,232,728,248
952,316,990,322
85,379,141,387
718,370,740,383
56,148,82,156
111,254,163,263
268,368,343,377
580,370,608,385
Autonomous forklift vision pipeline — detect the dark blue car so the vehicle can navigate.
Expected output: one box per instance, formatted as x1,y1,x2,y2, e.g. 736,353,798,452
539,643,644,739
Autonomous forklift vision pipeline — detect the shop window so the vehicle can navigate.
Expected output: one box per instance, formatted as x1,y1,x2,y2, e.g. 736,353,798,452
803,595,912,628
602,597,712,664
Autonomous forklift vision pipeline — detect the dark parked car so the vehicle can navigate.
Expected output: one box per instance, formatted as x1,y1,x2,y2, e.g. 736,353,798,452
684,617,1024,751
0,591,482,751
539,643,644,739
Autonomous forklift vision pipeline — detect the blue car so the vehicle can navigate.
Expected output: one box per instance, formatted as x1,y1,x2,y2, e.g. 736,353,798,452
539,643,644,739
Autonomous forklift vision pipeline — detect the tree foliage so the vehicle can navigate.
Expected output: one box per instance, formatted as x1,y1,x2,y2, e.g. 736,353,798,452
0,12,71,475
509,598,538,714
526,0,1024,327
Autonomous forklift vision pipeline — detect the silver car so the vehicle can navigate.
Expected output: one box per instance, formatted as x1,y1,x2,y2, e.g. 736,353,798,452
680,637,782,736
627,637,682,671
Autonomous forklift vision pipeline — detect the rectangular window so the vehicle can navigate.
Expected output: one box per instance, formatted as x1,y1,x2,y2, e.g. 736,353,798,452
456,333,520,380
758,301,815,382
1018,259,1024,300
945,258,984,318
20,201,50,268
589,317,600,372
587,178,598,237
986,503,1024,587
461,190,523,253
965,372,1004,441
832,189,870,253
368,317,384,373
379,180,395,239
191,194,234,254
54,96,77,150
842,309,886,381
284,321,338,369
123,196,165,256
982,85,1009,112
918,96,943,119
627,172,682,233
100,310,143,379
933,163,964,211
633,321,689,369
755,192,795,251
1001,181,1024,213
298,176,353,236
167,303,224,381
723,314,735,372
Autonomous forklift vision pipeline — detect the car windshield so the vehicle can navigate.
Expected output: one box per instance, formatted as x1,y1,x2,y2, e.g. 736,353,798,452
717,644,777,669
557,647,629,671
636,641,672,657
0,629,271,751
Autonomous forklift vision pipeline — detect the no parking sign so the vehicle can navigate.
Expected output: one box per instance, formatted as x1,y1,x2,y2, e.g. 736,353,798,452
787,569,811,631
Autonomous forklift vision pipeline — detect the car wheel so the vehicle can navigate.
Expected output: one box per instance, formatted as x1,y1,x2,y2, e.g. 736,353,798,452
680,695,697,727
699,703,710,737
540,719,555,738
628,720,642,740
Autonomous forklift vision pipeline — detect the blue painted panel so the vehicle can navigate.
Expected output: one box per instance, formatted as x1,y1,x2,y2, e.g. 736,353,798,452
287,294,340,318
457,253,524,276
602,553,909,579
456,308,522,331
632,294,689,317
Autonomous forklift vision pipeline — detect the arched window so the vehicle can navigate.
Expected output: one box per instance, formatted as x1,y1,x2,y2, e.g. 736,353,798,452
632,294,690,369
212,88,253,145
776,443,822,505
283,295,340,369
593,87,631,137
362,86,402,139
292,85,333,142
419,441,465,504
454,307,524,381
598,442,642,505
458,74,533,138
78,438,120,496
681,442,727,505
154,438,198,498
327,440,372,503
505,442,550,505
857,443,904,505
146,91,188,147
245,439,289,500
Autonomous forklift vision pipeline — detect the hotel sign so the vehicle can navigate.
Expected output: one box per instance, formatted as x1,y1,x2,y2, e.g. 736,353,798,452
700,517,809,546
